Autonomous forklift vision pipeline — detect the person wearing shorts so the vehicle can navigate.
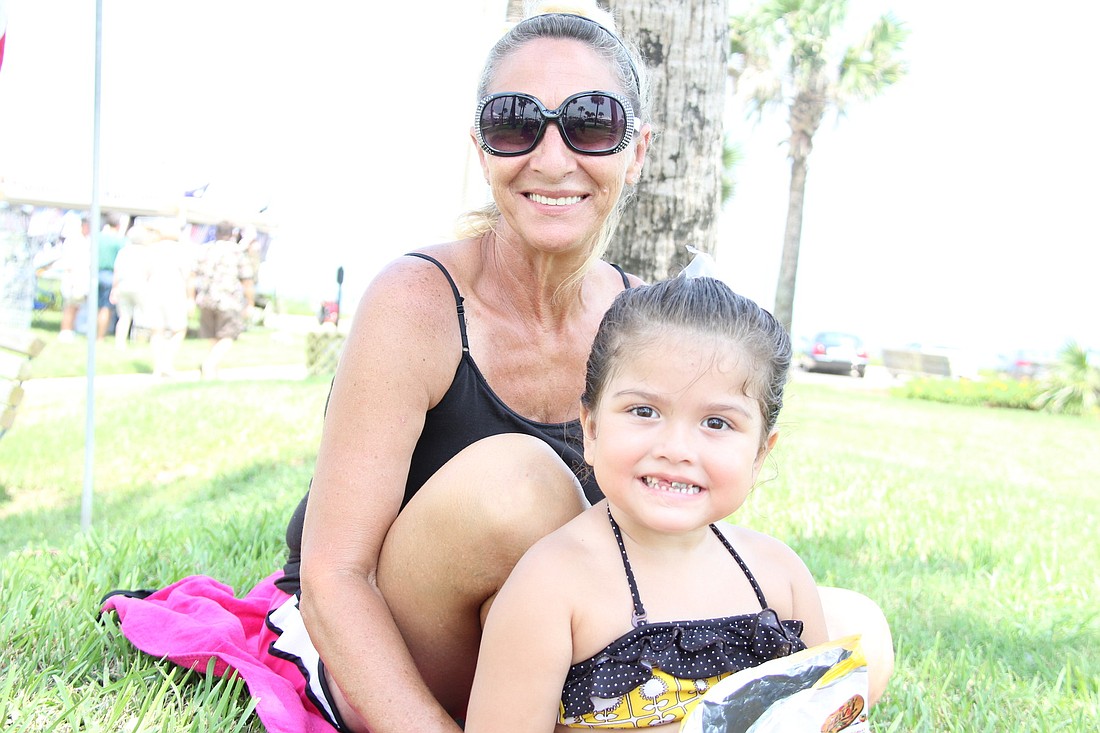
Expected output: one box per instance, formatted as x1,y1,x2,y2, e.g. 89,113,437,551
139,224,193,377
192,221,254,379
199,307,244,341
96,212,128,340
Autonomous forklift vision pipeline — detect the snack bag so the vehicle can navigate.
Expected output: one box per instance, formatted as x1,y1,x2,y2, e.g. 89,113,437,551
681,635,869,733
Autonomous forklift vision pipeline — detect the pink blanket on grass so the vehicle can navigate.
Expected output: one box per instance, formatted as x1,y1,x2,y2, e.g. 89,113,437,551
100,572,335,733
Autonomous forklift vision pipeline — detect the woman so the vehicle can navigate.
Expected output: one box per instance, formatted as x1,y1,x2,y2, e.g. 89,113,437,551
274,5,891,733
272,7,648,730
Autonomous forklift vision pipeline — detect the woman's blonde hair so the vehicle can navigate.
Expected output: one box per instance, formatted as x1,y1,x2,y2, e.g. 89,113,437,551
457,0,649,297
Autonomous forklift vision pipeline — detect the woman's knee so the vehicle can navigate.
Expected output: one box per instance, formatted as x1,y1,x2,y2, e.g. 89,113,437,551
426,433,587,536
381,434,586,588
481,434,586,521
819,586,895,706
375,435,587,697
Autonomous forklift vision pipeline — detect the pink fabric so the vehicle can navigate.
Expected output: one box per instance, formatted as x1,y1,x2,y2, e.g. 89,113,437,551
101,572,335,732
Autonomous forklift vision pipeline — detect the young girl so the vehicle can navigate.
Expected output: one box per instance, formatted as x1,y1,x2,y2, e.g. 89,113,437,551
464,276,828,731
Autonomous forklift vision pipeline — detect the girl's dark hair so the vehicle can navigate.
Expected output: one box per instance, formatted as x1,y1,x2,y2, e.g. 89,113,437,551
582,277,792,446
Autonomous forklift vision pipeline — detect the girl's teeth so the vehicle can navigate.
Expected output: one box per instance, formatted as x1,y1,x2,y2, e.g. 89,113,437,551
644,477,700,494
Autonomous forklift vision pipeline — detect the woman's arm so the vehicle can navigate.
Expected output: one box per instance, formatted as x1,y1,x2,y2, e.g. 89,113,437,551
299,256,467,733
464,540,578,733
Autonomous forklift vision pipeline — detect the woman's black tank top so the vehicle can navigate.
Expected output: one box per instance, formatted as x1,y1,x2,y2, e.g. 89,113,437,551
276,254,628,593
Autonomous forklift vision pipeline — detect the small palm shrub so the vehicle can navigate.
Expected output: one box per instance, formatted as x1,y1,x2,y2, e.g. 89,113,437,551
1032,341,1100,415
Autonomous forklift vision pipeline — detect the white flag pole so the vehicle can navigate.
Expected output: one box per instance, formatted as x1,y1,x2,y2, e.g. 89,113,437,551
81,0,103,532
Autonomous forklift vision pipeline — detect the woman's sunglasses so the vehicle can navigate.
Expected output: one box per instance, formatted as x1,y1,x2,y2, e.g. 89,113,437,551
475,91,635,157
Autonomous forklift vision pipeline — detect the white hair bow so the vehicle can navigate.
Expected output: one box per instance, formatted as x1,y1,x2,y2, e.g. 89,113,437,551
679,244,720,280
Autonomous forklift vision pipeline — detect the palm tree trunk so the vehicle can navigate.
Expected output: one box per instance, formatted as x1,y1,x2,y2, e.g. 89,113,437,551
505,0,525,21
773,84,823,334
607,0,728,282
774,151,807,333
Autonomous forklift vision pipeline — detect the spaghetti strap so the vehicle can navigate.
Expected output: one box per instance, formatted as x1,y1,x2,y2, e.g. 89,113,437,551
404,252,468,353
607,507,771,629
710,525,770,609
606,507,648,628
610,263,631,289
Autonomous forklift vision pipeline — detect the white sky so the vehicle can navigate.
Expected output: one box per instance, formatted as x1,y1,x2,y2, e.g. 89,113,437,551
2,0,1097,360
0,0,503,303
720,0,1100,358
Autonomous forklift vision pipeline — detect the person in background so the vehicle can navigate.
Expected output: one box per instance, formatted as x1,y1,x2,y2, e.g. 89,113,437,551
57,214,91,342
110,224,155,349
134,223,193,377
96,211,129,340
191,221,254,378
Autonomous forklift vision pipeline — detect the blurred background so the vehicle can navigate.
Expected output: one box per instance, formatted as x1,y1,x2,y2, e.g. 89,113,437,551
2,0,1097,373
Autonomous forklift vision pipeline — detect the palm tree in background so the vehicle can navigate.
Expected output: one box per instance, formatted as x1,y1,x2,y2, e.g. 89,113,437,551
609,0,729,281
1033,342,1100,415
729,0,908,332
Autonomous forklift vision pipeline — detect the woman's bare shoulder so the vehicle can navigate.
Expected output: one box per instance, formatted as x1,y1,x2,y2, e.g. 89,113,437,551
347,244,473,336
330,245,473,407
596,258,645,288
369,244,461,295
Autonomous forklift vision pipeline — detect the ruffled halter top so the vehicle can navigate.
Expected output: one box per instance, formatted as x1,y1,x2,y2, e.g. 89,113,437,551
558,508,807,728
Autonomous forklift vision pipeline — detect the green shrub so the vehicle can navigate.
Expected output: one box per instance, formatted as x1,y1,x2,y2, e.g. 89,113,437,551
1033,341,1100,415
891,376,1043,410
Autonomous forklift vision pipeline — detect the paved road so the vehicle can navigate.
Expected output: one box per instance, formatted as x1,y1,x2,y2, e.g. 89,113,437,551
789,364,897,391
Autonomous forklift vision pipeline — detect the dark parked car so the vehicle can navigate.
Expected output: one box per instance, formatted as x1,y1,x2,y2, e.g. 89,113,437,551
800,332,869,377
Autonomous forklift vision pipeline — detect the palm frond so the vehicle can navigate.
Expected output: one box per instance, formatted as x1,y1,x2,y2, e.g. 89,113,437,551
779,0,848,84
837,12,910,103
729,12,786,117
1033,341,1100,415
720,138,745,205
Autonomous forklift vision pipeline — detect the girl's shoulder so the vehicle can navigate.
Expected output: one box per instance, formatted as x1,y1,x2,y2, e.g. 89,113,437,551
509,506,619,583
713,522,808,572
713,522,819,619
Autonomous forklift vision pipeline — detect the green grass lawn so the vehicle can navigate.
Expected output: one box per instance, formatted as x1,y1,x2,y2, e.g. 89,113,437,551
1,373,1097,731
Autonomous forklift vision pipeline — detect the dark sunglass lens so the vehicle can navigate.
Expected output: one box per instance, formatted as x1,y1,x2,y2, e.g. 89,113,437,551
561,94,627,152
480,95,543,154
